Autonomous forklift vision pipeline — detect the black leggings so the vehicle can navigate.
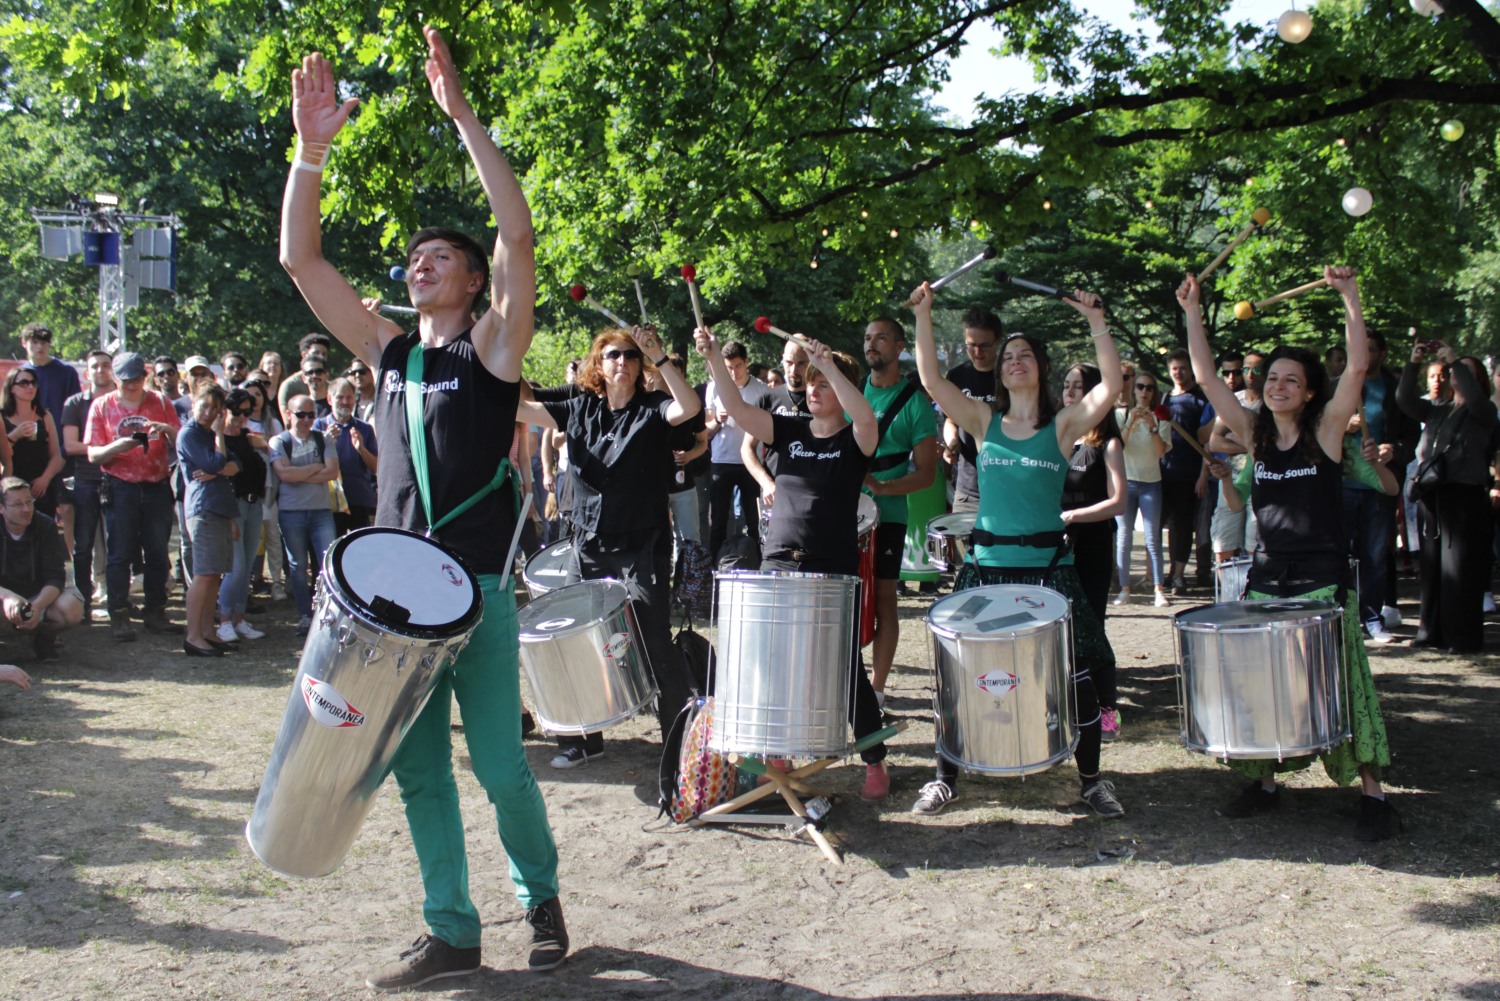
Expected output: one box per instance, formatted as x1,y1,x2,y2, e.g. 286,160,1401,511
1416,483,1490,652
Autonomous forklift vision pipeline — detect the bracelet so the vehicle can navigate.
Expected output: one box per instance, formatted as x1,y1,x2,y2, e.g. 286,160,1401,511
652,355,669,367
295,139,330,173
1090,328,1111,339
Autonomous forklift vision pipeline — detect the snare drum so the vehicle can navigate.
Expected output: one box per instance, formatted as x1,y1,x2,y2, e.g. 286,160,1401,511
518,580,658,734
712,571,856,757
925,584,1077,776
925,511,977,573
857,495,878,648
523,539,576,599
1215,556,1360,604
1174,600,1348,760
247,528,483,878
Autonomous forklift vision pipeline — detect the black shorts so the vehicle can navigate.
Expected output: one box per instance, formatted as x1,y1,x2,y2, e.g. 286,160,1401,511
874,521,907,581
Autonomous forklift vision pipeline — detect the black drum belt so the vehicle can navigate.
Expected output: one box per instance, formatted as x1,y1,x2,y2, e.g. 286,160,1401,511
971,528,1066,549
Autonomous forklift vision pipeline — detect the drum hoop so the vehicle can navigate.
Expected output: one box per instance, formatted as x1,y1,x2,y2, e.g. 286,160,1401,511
924,583,1070,640
1172,599,1342,631
327,527,484,640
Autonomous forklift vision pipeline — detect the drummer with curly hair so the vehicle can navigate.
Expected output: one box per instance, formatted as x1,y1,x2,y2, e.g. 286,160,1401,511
516,324,701,775
693,326,892,800
279,26,567,989
1176,269,1397,841
907,280,1127,820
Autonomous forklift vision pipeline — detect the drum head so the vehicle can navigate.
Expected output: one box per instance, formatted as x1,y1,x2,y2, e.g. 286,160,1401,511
856,494,878,536
928,511,977,537
328,528,483,639
519,580,631,639
926,584,1070,638
1175,599,1340,629
524,540,575,588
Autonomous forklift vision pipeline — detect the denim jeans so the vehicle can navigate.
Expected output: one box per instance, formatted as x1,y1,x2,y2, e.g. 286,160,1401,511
1116,480,1165,588
219,496,265,618
1343,486,1393,626
72,478,103,601
668,487,700,545
103,477,175,614
278,507,335,618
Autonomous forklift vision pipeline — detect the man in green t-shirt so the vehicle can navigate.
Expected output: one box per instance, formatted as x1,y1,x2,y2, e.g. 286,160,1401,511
862,316,938,703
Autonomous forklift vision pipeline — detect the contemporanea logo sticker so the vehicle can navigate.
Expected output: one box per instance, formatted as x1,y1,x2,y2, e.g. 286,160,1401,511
602,632,632,662
975,670,1019,698
301,675,366,728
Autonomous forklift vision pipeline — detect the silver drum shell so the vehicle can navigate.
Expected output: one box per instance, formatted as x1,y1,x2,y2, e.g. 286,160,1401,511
710,572,856,757
1174,599,1349,760
246,582,474,878
925,585,1077,776
925,512,976,573
518,580,658,734
523,539,576,600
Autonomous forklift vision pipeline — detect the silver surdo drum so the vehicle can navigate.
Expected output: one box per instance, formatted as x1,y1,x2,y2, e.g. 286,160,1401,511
711,571,857,758
925,511,977,572
925,584,1077,776
1174,600,1348,760
247,528,483,878
1214,555,1360,603
856,493,878,541
518,579,658,735
523,538,576,600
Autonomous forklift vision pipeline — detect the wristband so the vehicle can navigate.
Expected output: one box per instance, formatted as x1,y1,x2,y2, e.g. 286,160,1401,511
652,355,669,367
1090,328,1111,339
295,139,330,173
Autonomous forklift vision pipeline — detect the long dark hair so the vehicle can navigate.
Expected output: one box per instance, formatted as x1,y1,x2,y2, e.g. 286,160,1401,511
1065,363,1121,447
1251,346,1328,462
995,333,1059,429
0,367,44,421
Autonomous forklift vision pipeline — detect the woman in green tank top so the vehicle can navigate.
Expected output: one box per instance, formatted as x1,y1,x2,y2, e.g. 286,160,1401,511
908,279,1127,820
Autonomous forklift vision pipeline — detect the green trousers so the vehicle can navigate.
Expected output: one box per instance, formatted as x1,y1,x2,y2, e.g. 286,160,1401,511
387,574,559,948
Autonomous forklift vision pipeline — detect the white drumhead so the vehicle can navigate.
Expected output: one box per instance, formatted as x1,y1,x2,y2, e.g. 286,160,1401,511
334,530,479,629
1176,599,1340,629
927,584,1070,637
928,511,977,537
519,580,630,639
857,494,878,535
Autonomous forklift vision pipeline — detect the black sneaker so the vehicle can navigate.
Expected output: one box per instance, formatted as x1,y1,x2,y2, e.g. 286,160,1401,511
1353,795,1402,842
365,934,480,991
1219,780,1280,818
32,629,59,662
525,897,569,972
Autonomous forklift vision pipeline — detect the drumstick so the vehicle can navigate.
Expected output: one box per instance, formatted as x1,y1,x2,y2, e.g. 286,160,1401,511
626,264,650,325
1163,419,1213,461
681,264,706,329
1233,276,1330,321
752,316,816,351
1198,207,1272,282
905,245,997,304
378,304,417,315
568,284,630,328
996,271,1071,301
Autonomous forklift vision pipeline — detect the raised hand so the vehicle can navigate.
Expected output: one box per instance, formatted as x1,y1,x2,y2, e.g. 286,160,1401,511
424,26,474,123
909,281,933,314
1324,265,1359,299
1176,273,1201,312
1063,289,1106,326
693,326,719,358
631,324,665,362
291,53,359,144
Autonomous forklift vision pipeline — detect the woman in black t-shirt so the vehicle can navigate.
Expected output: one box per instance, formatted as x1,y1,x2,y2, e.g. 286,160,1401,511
1178,269,1397,842
1058,363,1125,737
695,328,893,801
518,325,702,773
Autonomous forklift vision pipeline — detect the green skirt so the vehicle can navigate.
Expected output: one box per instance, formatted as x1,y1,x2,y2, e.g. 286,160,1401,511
1228,585,1390,786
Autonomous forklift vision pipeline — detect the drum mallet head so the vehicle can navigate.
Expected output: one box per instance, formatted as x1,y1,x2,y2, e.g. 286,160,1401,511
1233,275,1331,321
1197,207,1272,283
568,283,630,328
389,265,407,281
753,316,814,351
681,264,706,329
908,245,997,304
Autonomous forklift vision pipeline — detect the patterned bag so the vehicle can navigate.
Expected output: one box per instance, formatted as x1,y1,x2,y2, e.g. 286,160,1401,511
673,539,714,620
670,697,738,823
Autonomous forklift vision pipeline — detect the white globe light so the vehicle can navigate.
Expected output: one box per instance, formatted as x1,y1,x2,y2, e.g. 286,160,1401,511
1277,9,1313,43
1342,187,1374,217
1411,0,1442,16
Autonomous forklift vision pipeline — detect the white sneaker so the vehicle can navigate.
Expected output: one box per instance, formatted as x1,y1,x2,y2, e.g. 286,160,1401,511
1154,589,1171,608
1366,620,1395,644
1486,593,1497,614
1381,604,1402,628
272,584,288,602
215,621,240,644
1111,588,1131,606
235,620,266,640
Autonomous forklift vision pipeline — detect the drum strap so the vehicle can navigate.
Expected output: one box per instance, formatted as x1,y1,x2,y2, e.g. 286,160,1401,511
404,342,521,535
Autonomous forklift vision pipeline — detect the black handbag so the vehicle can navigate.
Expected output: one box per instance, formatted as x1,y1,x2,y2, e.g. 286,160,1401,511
1407,409,1465,504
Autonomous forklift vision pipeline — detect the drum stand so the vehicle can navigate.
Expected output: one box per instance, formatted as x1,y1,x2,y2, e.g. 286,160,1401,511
688,721,908,864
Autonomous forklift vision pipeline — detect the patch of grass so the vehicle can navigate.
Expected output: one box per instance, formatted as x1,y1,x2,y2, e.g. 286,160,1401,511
1356,960,1394,978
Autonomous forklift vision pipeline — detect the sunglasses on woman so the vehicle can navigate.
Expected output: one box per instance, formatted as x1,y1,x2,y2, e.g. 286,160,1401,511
12,379,36,388
602,349,642,361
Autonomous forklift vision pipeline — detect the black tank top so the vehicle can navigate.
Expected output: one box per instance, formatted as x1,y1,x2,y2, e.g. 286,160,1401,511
373,330,519,575
1248,437,1347,593
1061,440,1106,511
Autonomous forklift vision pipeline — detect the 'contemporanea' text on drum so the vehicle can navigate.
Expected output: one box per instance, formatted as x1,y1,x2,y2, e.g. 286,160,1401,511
924,584,1078,776
246,528,484,878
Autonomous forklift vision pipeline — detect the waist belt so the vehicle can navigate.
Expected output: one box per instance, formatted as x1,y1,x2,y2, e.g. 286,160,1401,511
972,528,1066,549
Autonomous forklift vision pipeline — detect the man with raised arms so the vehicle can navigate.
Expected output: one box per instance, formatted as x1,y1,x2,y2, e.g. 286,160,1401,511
278,27,565,990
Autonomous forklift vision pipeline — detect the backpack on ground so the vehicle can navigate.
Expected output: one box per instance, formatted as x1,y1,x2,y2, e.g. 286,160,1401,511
668,696,738,824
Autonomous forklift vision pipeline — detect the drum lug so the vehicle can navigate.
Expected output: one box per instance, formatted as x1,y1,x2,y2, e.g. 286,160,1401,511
362,644,383,665
335,621,356,647
419,652,438,674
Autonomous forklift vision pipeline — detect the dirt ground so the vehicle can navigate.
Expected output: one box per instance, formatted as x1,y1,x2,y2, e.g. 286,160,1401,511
2,560,1499,1001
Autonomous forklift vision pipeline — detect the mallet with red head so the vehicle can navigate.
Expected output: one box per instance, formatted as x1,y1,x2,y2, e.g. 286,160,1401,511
568,284,631,328
681,264,706,329
752,317,815,352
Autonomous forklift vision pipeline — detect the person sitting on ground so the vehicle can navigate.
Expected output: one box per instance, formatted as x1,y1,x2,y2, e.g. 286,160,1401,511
0,476,84,660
